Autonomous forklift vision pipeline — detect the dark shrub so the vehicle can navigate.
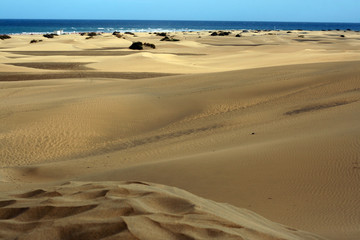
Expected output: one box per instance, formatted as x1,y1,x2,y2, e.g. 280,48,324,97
43,33,57,38
298,35,305,38
87,32,97,37
30,39,38,44
156,32,167,37
80,32,86,36
144,42,156,49
112,31,120,35
85,36,93,40
340,35,345,38
129,41,143,50
211,31,231,36
160,36,180,41
242,30,249,33
0,34,11,40
235,34,242,37
125,32,135,35
287,31,292,33
218,31,231,36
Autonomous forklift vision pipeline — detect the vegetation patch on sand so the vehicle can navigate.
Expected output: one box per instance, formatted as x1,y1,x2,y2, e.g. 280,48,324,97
129,42,156,50
0,34,11,40
43,33,58,39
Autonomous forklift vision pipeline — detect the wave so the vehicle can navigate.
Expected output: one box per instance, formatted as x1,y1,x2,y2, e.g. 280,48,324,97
1,19,360,34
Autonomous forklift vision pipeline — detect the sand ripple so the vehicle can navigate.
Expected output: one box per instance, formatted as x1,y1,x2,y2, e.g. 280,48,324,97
0,181,325,240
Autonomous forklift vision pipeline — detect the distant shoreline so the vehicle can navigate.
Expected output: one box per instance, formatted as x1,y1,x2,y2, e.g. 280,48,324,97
1,19,360,35
2,29,358,37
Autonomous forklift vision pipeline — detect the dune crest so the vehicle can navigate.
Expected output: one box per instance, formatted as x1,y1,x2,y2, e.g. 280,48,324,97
0,181,325,240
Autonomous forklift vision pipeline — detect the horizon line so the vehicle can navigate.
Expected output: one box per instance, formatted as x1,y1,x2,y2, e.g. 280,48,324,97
1,18,360,24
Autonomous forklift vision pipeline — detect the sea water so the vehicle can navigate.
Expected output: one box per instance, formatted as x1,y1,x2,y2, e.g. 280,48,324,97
1,19,360,35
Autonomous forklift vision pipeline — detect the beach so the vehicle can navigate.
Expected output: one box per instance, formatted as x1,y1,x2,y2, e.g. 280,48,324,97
0,30,359,239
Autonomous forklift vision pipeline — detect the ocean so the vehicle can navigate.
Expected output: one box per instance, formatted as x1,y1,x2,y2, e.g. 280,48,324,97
1,19,360,35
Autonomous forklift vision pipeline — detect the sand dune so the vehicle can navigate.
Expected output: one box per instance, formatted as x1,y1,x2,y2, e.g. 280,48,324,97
1,31,360,239
0,181,325,240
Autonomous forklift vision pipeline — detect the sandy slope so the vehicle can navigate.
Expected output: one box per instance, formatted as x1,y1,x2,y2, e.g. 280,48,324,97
0,30,360,239
0,181,325,240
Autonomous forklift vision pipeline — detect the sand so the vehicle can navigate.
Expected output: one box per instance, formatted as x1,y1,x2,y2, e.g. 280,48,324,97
0,181,325,240
0,30,359,239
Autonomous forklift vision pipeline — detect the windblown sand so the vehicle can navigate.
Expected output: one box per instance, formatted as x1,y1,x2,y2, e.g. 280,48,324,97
0,181,325,240
0,30,359,240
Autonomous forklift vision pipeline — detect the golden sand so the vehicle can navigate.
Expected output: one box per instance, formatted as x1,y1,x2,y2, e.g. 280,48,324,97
0,30,359,239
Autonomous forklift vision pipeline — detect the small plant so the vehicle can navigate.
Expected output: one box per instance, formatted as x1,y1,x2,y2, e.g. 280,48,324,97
125,32,135,36
218,31,231,36
298,35,305,38
87,32,97,37
211,31,231,36
340,35,345,38
43,33,57,38
156,32,167,37
129,41,143,50
160,36,180,41
30,39,43,43
144,42,156,49
235,34,242,37
0,34,11,40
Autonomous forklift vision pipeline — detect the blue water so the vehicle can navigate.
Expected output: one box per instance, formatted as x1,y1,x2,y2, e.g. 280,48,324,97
1,19,360,34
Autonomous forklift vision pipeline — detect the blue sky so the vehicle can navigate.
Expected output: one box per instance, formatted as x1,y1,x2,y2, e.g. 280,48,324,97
0,0,359,23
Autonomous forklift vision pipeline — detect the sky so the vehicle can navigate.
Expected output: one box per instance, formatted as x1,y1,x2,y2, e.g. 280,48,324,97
0,0,359,23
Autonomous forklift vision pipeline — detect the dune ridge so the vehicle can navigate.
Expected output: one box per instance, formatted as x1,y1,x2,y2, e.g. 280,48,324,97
0,181,326,240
